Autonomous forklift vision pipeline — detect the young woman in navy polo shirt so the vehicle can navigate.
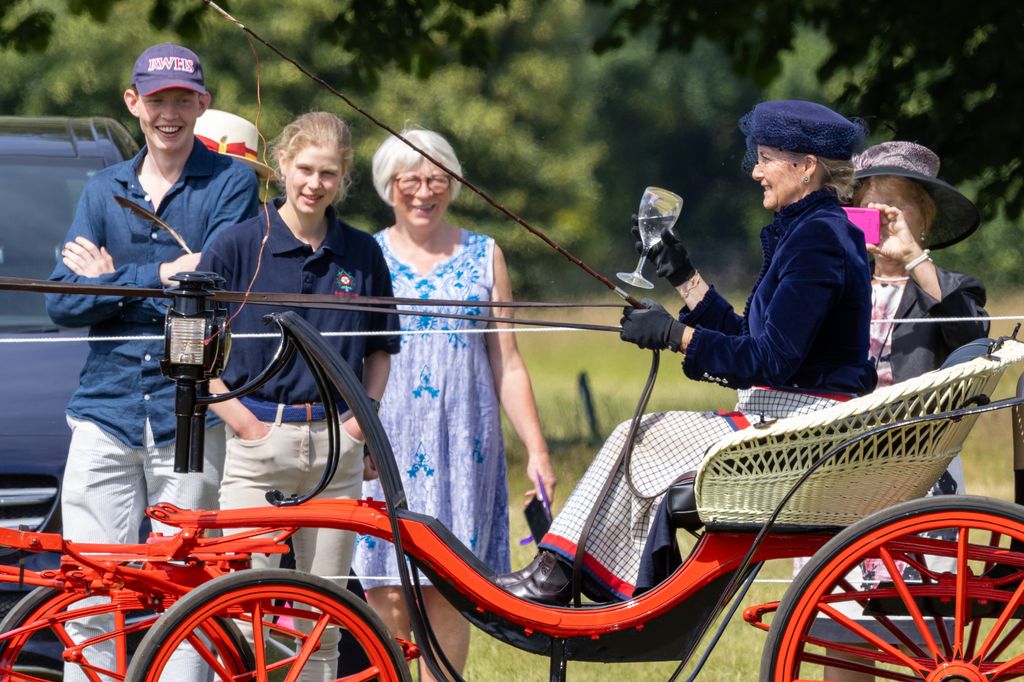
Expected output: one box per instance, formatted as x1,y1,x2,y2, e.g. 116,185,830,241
198,111,400,681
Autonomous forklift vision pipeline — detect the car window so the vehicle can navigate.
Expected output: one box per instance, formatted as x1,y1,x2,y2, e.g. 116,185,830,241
0,156,105,329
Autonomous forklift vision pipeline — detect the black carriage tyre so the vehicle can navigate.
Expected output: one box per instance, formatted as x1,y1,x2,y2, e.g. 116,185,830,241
124,568,411,682
760,496,1024,681
0,585,253,680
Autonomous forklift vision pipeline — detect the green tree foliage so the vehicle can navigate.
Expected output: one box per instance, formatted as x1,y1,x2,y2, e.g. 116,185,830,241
65,0,510,90
5,1,1013,292
592,0,1024,223
0,0,773,297
0,1,53,52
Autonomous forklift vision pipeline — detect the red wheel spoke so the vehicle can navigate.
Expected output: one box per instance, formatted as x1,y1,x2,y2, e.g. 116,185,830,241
115,608,128,675
933,614,953,658
988,617,1024,660
817,603,928,674
954,527,970,653
184,628,237,680
894,551,937,581
251,601,269,682
795,632,917,669
0,669,66,682
282,612,331,682
976,572,1024,663
819,586,934,660
984,530,1005,574
988,650,1024,678
792,650,922,682
878,545,943,661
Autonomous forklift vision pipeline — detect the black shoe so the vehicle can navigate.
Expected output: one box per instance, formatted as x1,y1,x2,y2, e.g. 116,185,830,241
497,550,573,605
494,552,547,588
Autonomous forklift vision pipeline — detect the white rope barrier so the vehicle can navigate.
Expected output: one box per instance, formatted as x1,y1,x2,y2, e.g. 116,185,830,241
322,573,797,584
1,314,1022,344
0,326,583,343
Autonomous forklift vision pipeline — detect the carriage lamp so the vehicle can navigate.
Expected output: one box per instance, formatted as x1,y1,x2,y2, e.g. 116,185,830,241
161,271,229,474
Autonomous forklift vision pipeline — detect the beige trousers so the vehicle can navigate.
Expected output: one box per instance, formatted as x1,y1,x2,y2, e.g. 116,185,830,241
220,407,365,682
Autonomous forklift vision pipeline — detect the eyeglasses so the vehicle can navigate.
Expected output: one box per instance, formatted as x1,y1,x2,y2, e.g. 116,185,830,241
394,173,451,195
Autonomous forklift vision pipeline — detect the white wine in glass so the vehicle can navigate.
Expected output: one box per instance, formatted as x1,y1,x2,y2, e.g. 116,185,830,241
617,186,684,289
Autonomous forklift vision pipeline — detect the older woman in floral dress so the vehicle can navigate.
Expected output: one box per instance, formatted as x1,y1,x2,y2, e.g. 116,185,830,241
353,127,555,681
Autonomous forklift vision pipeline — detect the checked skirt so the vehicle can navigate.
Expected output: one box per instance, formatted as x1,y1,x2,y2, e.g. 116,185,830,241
539,387,844,599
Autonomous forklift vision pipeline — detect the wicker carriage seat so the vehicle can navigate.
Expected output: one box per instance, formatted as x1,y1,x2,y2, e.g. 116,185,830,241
689,338,1024,530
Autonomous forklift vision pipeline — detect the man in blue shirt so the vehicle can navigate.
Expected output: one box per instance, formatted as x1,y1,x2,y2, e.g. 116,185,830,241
44,43,258,680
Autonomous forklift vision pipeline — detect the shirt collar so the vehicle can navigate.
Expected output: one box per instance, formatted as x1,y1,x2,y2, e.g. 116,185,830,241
265,197,347,256
114,138,217,188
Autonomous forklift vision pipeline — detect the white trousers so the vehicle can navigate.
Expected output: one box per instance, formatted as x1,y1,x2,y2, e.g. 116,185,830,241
61,416,225,682
219,409,365,682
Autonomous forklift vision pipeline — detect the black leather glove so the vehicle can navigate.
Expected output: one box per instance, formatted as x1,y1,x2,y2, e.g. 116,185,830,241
631,216,696,287
620,299,685,351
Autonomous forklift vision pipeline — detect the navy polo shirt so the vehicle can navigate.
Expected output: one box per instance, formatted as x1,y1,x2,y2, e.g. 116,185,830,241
46,139,259,447
198,198,400,407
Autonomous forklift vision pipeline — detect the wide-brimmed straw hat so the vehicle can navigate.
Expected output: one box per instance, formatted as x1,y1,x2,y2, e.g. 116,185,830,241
853,141,979,250
194,109,273,179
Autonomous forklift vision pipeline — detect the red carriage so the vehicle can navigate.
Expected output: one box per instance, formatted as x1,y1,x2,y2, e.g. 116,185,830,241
3,277,1024,681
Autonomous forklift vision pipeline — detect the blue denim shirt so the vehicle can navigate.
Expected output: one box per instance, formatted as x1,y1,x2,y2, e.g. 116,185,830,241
681,189,877,395
45,139,259,447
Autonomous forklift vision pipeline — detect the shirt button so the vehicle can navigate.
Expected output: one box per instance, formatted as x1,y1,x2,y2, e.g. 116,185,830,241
118,302,124,308
151,232,158,240
144,353,152,361
143,394,151,401
144,194,151,202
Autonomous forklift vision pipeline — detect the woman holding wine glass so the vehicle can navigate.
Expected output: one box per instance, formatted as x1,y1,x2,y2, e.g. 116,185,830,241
497,99,877,605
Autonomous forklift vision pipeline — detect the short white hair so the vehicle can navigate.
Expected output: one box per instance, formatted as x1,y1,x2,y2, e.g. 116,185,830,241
371,128,462,206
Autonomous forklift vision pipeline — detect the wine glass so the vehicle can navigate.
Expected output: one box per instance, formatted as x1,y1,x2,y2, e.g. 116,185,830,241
617,186,684,289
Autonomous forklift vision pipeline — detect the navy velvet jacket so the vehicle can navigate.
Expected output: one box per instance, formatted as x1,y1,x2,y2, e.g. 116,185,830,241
681,190,877,395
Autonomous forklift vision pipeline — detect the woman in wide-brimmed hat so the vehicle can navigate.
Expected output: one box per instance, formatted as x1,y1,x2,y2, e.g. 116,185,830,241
853,140,988,386
814,141,990,682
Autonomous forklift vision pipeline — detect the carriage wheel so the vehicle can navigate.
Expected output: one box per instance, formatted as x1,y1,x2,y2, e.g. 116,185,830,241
0,585,252,681
761,496,1024,681
124,568,411,682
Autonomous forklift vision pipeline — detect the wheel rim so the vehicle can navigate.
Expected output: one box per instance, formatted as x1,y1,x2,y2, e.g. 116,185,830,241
774,507,1024,681
143,583,404,681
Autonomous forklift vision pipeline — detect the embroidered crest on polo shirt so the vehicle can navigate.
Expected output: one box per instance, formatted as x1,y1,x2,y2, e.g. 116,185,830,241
334,269,355,295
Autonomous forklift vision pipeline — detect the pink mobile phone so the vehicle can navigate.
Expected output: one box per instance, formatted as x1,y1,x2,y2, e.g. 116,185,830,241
842,207,881,245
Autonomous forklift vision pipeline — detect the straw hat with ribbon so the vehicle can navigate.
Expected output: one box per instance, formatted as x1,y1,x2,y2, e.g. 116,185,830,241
853,141,980,250
194,109,274,179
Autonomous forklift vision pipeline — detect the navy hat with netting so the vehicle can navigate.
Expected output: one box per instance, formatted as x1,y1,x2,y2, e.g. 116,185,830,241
739,100,867,170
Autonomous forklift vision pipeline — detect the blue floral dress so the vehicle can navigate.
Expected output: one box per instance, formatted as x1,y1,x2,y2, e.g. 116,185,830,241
352,228,510,586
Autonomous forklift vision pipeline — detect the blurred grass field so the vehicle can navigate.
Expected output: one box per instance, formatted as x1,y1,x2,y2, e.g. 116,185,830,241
449,292,1024,680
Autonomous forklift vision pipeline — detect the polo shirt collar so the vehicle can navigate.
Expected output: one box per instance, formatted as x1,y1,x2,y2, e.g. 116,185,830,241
114,137,217,188
265,197,346,256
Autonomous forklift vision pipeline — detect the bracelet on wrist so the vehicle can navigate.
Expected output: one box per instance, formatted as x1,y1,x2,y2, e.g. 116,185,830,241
904,249,932,273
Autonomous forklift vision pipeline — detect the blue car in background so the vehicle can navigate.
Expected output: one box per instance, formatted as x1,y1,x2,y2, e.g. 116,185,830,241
0,116,138,675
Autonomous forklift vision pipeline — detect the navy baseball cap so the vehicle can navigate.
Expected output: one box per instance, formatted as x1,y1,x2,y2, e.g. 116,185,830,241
131,43,207,96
